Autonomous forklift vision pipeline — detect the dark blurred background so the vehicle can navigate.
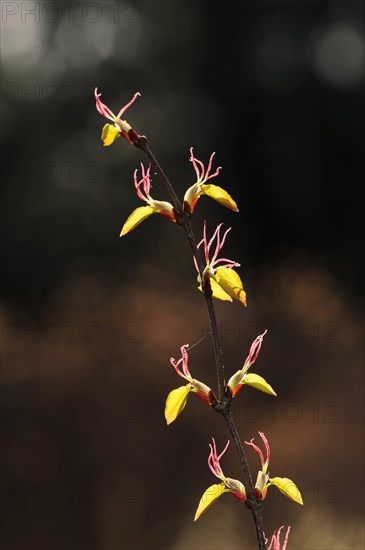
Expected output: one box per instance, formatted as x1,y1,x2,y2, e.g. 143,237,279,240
0,1,364,549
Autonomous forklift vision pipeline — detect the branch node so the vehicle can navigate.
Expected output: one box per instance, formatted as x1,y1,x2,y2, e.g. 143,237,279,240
134,135,147,149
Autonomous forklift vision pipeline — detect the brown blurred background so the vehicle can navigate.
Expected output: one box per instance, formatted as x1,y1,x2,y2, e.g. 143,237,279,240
1,1,364,549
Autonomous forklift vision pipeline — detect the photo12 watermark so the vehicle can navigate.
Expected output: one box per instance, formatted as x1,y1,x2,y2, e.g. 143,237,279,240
1,400,142,425
1,81,139,104
1,321,140,344
1,479,144,504
1,1,140,24
201,320,340,345
201,400,341,425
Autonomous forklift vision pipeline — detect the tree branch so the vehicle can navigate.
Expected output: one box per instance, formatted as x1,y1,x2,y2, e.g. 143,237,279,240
134,135,266,550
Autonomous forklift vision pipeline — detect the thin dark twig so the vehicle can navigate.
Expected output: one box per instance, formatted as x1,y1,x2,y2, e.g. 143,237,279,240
182,217,226,399
134,135,266,550
135,137,182,215
224,409,266,549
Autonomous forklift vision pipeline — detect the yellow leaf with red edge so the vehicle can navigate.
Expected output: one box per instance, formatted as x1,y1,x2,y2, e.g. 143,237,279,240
164,385,192,425
194,483,229,521
101,123,120,146
120,206,156,237
242,373,277,396
214,267,247,306
200,184,239,212
268,477,303,505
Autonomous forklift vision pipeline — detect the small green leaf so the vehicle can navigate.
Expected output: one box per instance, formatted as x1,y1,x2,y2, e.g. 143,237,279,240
268,477,303,505
164,385,192,425
242,373,277,396
194,483,229,521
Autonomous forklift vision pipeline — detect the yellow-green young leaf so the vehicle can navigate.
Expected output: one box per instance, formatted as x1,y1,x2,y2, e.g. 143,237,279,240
101,123,121,146
200,184,239,212
197,279,233,301
164,385,192,425
120,206,156,237
214,267,247,306
210,278,233,301
268,477,303,505
242,373,277,396
194,483,229,521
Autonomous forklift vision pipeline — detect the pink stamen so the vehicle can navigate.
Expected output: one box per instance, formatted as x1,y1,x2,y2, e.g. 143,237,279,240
189,148,222,184
134,169,147,202
205,152,222,181
205,152,215,179
181,345,190,378
204,221,213,263
116,92,141,119
94,88,117,121
210,225,232,265
94,88,141,123
282,526,291,550
244,330,268,369
141,163,151,197
213,257,240,269
245,437,265,469
267,526,291,550
208,438,230,479
170,345,192,381
259,431,270,466
189,147,205,182
133,163,152,202
245,432,270,471
208,223,223,264
194,221,239,274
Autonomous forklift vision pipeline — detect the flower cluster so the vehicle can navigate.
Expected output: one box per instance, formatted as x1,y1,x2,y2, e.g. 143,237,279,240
95,90,238,235
194,438,246,520
95,86,303,549
164,345,216,425
183,148,238,214
165,330,276,425
94,88,140,145
120,163,176,237
227,330,276,397
194,221,246,305
194,433,302,521
245,432,303,505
